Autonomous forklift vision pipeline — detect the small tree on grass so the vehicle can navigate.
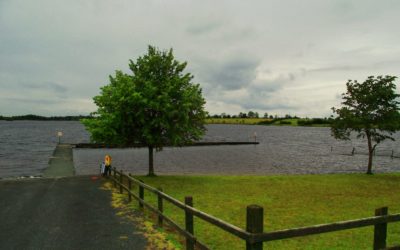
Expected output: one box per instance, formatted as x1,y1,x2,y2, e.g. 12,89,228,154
331,75,400,174
82,46,207,176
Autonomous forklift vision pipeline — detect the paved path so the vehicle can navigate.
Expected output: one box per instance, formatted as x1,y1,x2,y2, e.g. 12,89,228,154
44,144,75,177
0,176,147,250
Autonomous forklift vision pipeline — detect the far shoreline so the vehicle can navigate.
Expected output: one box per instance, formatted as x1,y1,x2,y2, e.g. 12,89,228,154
1,117,332,127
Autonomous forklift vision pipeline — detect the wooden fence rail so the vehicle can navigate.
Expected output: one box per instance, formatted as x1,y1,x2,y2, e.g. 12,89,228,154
110,167,400,250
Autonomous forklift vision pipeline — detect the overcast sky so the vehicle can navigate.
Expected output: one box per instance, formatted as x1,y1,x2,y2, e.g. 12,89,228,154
1,0,399,117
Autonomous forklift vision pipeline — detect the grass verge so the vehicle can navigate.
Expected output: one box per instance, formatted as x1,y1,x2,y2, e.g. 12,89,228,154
102,181,181,249
117,174,400,249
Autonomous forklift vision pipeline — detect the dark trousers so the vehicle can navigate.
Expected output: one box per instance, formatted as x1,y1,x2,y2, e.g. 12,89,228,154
104,165,111,176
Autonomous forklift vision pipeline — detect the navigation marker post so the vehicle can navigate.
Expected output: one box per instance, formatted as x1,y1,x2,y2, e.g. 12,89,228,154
57,131,63,144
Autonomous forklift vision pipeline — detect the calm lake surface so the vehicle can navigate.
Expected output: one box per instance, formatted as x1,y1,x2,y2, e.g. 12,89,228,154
1,121,400,177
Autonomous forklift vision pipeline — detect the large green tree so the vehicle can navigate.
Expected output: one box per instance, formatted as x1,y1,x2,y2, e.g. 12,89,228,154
331,75,400,174
83,46,207,176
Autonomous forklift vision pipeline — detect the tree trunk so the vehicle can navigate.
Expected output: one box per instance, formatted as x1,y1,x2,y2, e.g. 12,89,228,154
366,132,373,175
148,146,155,176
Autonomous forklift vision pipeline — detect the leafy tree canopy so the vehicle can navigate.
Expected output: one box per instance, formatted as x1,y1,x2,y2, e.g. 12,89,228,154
82,46,207,175
331,75,400,174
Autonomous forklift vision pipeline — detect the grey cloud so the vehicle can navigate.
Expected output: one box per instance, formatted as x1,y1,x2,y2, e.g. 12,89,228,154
331,0,400,22
1,0,400,116
203,69,305,115
0,81,68,96
242,102,294,111
186,21,222,35
200,57,260,91
47,82,67,93
4,97,61,105
307,65,365,73
307,59,400,74
214,89,296,114
243,85,296,111
19,82,68,93
205,72,297,113
249,72,298,94
250,83,281,94
373,59,400,68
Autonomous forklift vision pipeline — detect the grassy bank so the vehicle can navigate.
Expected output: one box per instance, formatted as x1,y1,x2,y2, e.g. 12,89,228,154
124,174,400,249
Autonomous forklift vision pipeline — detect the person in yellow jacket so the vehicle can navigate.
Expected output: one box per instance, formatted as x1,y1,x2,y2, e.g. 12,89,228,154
104,154,112,177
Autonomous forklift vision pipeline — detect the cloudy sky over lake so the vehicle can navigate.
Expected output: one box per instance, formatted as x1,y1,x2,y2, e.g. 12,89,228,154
1,0,399,117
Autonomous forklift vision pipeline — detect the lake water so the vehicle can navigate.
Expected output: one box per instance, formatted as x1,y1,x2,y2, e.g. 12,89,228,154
1,121,400,178
0,121,88,177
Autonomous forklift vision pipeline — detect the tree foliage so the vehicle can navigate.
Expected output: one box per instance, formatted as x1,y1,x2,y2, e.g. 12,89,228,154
82,46,207,175
331,75,400,174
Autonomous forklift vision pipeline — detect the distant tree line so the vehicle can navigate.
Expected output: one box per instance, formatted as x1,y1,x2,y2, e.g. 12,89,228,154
297,118,333,126
207,112,336,126
207,111,301,119
0,114,92,121
1,113,334,126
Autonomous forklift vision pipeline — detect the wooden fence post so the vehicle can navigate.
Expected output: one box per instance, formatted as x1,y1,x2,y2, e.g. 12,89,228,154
157,187,163,227
128,174,132,202
113,167,116,187
119,170,123,194
185,196,194,250
139,180,144,209
246,205,264,250
374,207,388,250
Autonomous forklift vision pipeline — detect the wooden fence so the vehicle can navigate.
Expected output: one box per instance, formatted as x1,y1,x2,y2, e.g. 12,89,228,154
110,167,400,250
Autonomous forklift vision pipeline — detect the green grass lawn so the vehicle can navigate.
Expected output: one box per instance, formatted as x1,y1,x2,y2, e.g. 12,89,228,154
123,174,400,249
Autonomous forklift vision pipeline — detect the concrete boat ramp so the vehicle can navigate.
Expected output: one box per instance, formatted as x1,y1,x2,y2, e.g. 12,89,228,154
0,144,147,249
44,143,75,177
